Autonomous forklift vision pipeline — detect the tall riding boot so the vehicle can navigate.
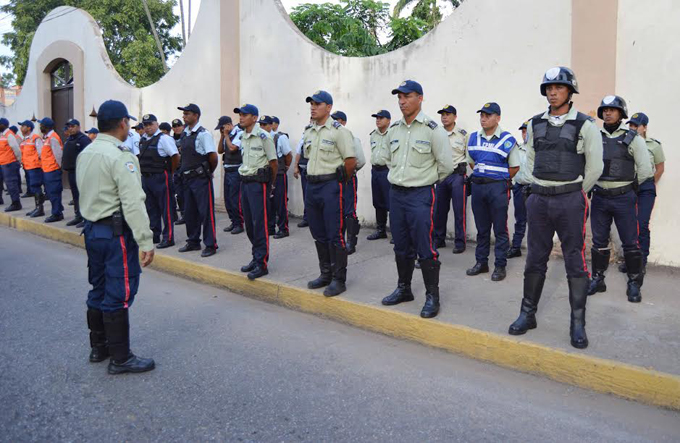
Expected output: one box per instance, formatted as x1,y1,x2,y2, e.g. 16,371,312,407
307,241,332,289
568,277,589,349
87,308,109,362
103,309,155,374
587,248,610,295
324,244,348,297
419,259,441,318
30,193,45,218
345,216,361,255
382,254,415,305
67,200,84,226
625,250,644,303
508,273,545,335
26,193,38,216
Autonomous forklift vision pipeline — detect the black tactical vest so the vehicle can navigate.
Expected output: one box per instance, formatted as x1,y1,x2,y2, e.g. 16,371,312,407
179,127,208,173
138,133,170,174
531,112,589,181
222,131,242,166
61,132,90,171
600,130,637,182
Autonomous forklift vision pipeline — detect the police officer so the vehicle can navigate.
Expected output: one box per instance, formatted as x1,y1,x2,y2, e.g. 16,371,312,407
303,91,356,296
330,111,366,255
171,118,186,224
133,123,145,138
433,105,469,253
123,122,141,156
466,102,519,281
619,112,664,271
63,119,91,227
256,116,277,236
588,96,653,303
77,100,155,374
381,80,454,318
38,117,65,223
235,104,278,280
85,127,99,141
177,103,219,257
216,115,244,234
0,118,22,211
508,67,603,349
159,122,172,135
507,120,532,258
19,120,45,217
367,110,392,241
270,116,293,239
139,114,180,249
293,124,310,228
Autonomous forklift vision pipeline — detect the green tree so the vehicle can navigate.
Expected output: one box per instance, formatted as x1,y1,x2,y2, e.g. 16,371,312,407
0,0,182,87
392,0,462,23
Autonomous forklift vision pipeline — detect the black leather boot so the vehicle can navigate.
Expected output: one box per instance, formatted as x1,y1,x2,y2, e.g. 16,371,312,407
103,309,155,374
625,250,644,303
345,216,360,255
324,245,347,297
4,200,21,212
382,255,415,306
308,241,332,289
419,259,441,318
508,273,545,335
568,277,589,349
87,308,109,362
367,209,388,240
29,193,45,217
587,248,610,295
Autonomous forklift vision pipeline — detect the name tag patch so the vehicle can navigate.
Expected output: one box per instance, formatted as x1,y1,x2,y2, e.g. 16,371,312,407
321,139,335,146
415,140,431,146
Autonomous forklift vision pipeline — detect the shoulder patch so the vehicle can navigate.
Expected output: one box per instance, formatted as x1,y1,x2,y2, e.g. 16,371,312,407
118,144,131,152
125,161,136,173
370,129,376,135
587,116,595,122
332,121,342,129
427,120,438,130
459,128,467,135
304,124,313,130
390,120,401,128
650,138,661,144
259,132,267,140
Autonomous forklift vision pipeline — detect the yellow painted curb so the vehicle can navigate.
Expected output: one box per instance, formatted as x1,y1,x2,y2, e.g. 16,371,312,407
3,212,679,410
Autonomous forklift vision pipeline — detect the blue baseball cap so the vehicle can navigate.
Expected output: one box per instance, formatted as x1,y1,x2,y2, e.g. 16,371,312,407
233,104,259,116
177,103,201,115
627,112,649,126
0,118,9,127
97,100,137,122
477,102,501,116
141,114,158,123
66,118,80,127
519,120,530,130
9,125,18,133
371,110,391,119
305,90,333,105
331,111,347,122
437,105,457,115
85,127,99,134
38,117,55,127
18,120,34,130
258,115,273,125
391,80,423,95
271,116,280,124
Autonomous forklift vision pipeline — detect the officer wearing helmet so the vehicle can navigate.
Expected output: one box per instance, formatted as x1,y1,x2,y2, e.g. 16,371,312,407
587,96,653,303
508,67,603,350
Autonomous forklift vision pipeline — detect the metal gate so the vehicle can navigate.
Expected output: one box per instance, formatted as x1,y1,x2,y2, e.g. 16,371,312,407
50,60,74,144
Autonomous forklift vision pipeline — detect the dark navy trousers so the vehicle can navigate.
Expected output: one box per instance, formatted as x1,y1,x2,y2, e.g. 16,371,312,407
343,175,358,219
306,179,344,248
66,170,81,217
390,185,438,261
142,171,175,243
299,166,308,223
591,189,639,253
525,191,589,279
43,169,63,216
511,183,528,249
0,161,21,203
26,168,43,194
471,180,510,267
270,173,289,233
223,167,243,229
183,176,217,248
434,172,467,249
173,171,185,215
23,168,30,193
84,222,141,313
242,181,270,267
636,180,656,265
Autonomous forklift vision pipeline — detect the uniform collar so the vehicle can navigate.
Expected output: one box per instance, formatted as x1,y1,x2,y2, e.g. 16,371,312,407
600,122,628,136
96,133,126,146
541,105,579,121
44,130,54,138
479,125,503,140
312,117,334,131
242,123,262,139
400,111,426,127
445,123,457,136
142,129,162,139
185,123,203,134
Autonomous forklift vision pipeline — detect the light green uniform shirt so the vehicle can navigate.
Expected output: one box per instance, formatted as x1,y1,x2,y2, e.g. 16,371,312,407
238,123,277,177
465,126,521,169
447,125,468,166
387,111,454,187
597,123,654,188
302,118,355,176
513,143,532,185
644,137,665,172
525,107,604,193
353,136,366,170
76,133,153,252
369,128,390,167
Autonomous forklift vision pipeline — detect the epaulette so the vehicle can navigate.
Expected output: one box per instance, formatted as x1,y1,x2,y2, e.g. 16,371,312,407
650,138,661,144
118,144,131,152
332,121,342,129
304,124,313,130
370,129,376,135
459,128,467,136
259,132,267,140
390,121,400,128
427,120,438,130
586,116,595,123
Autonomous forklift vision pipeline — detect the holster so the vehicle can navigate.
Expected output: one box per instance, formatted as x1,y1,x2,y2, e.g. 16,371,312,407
112,211,124,236
336,165,348,183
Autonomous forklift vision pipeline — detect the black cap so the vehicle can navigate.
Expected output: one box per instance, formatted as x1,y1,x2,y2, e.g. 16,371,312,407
159,122,172,132
437,105,457,115
141,114,158,124
97,100,137,122
177,103,201,115
371,110,391,119
133,123,144,130
171,118,184,127
258,115,273,125
476,102,501,116
271,116,280,124
331,111,347,122
215,115,233,130
518,120,529,130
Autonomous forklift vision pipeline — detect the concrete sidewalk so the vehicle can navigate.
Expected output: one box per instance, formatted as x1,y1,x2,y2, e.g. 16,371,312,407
3,190,679,409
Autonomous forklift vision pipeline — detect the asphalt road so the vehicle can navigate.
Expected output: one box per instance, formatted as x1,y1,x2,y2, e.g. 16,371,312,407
1,226,678,442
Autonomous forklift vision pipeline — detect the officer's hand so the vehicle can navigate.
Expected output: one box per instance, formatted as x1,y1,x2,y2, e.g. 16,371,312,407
141,249,155,267
294,166,300,179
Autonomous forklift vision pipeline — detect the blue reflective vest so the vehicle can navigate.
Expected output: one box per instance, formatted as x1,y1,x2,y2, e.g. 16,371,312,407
467,130,516,180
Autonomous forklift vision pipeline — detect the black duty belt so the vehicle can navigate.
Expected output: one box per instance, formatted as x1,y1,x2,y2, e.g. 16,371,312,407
307,173,337,184
241,175,268,183
372,165,388,171
91,212,128,235
141,171,167,178
391,184,433,192
298,164,307,170
593,183,634,197
454,163,467,175
182,165,208,180
470,176,504,185
531,182,582,196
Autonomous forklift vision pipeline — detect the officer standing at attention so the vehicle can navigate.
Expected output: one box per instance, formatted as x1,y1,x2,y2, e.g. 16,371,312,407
8,124,27,197
619,112,664,272
466,102,519,281
85,127,99,141
19,120,45,217
177,103,219,257
38,117,65,223
367,110,392,241
330,110,366,255
433,105,469,253
508,67,603,349
293,124,311,228
62,119,91,227
381,80,454,318
139,114,180,249
235,104,278,280
303,91,356,296
216,115,244,234
170,118,186,224
77,100,155,374
256,116,277,237
588,96,653,302
270,116,292,239
507,120,532,258
0,118,22,211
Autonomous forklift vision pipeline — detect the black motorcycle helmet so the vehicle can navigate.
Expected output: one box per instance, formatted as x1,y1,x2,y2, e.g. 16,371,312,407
597,95,628,120
540,66,579,96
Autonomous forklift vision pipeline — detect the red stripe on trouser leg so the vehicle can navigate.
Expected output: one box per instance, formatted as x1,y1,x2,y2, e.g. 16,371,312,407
428,187,437,259
119,235,131,308
208,180,217,247
580,191,590,277
164,171,172,241
262,183,270,267
338,182,345,248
